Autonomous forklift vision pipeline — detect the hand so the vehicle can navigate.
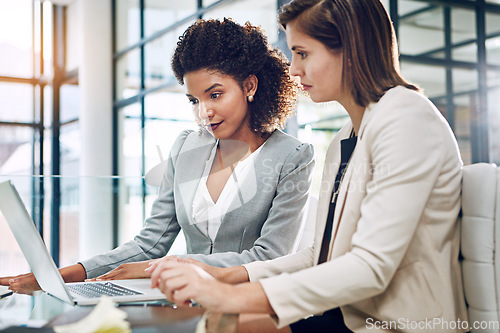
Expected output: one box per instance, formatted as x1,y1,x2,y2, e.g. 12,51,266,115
146,257,250,284
0,264,86,295
144,255,181,274
0,273,41,295
86,260,154,281
149,260,233,312
181,257,223,279
145,256,217,276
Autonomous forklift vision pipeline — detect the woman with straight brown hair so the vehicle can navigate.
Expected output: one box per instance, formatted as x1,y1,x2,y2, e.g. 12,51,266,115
147,1,468,332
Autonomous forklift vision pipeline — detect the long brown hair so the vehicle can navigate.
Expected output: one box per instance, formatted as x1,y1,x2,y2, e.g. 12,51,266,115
279,0,419,108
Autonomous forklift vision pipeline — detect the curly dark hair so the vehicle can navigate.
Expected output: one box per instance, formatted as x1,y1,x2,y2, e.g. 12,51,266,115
172,18,299,135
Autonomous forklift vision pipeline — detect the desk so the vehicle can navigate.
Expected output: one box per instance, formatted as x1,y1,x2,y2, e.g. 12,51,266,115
0,292,205,332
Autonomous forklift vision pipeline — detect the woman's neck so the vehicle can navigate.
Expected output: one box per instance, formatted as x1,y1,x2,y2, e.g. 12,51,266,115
341,98,365,136
221,130,270,152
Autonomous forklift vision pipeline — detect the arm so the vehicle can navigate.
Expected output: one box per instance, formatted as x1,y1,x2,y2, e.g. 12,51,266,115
199,247,315,283
79,131,192,279
0,264,87,294
181,142,315,267
256,92,461,327
244,246,315,281
85,260,157,281
146,256,251,284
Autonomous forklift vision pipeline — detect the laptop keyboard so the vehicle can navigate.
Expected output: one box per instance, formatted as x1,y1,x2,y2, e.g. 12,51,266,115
67,282,142,298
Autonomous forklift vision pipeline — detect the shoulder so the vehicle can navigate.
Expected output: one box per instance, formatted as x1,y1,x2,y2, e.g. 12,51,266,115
364,86,450,139
173,129,194,145
259,130,315,177
370,86,443,122
171,129,215,156
266,130,314,155
262,130,314,163
362,87,460,163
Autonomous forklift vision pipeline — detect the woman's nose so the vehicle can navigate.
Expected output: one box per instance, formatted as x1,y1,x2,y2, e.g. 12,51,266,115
198,103,212,122
289,59,302,77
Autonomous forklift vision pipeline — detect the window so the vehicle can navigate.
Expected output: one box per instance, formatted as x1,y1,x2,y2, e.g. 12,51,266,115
0,0,79,273
112,0,499,206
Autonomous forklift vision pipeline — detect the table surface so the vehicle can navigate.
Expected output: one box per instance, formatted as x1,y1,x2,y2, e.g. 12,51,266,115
0,291,205,332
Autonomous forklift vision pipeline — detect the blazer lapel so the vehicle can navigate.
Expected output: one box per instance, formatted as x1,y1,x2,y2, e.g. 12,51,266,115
217,133,274,235
175,133,216,228
326,107,374,260
221,160,258,226
328,148,358,260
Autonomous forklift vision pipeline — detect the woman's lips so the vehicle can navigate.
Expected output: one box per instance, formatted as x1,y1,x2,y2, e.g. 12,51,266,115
206,121,223,131
302,84,312,91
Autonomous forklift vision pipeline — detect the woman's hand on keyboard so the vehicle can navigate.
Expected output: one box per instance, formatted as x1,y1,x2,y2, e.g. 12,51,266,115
0,263,86,294
87,260,156,281
0,273,40,295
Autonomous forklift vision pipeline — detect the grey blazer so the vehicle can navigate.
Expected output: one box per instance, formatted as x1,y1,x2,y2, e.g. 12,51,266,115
81,129,315,278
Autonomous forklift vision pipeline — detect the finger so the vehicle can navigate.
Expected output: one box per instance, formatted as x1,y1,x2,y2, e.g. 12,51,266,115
161,274,189,293
182,258,209,272
12,273,34,280
151,266,183,290
1,273,32,285
95,270,119,281
9,278,26,287
154,265,191,296
150,261,184,288
145,259,165,274
145,263,157,274
0,276,14,285
9,278,41,293
158,275,189,302
10,277,35,288
171,288,194,307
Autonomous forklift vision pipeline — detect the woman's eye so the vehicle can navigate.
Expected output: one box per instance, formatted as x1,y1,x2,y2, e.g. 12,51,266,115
296,51,307,59
188,99,198,105
210,92,221,99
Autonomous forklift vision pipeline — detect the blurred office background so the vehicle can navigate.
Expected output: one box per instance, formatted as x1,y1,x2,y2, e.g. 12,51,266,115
0,0,499,276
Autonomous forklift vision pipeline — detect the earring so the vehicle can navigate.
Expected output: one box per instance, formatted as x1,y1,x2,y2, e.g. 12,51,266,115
247,95,254,103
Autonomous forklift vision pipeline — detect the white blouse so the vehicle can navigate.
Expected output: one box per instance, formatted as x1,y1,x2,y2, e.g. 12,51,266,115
192,140,266,242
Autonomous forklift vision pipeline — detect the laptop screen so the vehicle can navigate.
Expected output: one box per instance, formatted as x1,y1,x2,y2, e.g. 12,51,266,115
0,180,73,304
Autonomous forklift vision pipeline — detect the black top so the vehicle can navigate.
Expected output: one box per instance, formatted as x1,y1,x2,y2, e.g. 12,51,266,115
317,133,358,265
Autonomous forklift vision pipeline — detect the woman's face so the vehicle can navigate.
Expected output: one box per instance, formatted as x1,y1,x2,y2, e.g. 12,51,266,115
184,69,255,142
285,20,345,104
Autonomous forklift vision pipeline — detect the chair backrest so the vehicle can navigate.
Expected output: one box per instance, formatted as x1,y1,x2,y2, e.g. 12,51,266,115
461,163,500,332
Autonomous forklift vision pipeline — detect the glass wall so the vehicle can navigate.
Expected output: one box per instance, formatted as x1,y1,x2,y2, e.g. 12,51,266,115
0,0,79,270
396,0,500,165
112,0,500,234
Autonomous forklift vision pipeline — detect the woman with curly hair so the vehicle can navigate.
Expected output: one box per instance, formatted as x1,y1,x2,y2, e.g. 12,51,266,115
1,18,314,291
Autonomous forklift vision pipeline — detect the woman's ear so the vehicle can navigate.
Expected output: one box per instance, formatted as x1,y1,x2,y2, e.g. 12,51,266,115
244,75,258,97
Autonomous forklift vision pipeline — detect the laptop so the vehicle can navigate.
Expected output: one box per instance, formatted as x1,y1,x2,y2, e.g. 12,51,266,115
0,180,167,306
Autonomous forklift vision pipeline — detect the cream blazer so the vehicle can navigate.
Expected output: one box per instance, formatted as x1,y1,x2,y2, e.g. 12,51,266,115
245,86,468,332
